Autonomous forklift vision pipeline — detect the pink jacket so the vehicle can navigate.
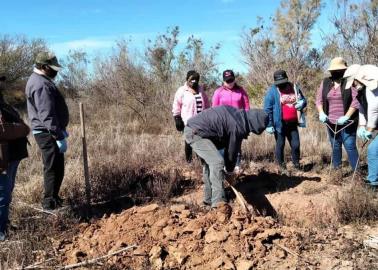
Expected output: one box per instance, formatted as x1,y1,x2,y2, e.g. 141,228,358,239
172,83,210,125
212,85,250,110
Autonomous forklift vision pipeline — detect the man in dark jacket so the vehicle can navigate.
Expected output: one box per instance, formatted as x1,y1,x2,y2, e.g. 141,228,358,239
184,106,268,208
25,52,69,210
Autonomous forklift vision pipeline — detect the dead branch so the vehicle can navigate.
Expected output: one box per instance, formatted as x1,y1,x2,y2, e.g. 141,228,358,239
57,245,137,270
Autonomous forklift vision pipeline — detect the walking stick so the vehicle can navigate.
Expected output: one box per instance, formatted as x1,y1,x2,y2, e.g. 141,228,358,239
352,132,378,182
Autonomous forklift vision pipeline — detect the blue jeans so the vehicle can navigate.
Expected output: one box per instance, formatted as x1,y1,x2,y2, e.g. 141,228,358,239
367,135,378,186
0,161,20,233
184,127,226,207
274,122,300,166
327,127,358,170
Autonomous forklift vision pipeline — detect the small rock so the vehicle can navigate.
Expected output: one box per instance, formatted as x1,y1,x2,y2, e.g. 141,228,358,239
168,246,188,265
163,226,179,240
149,246,164,270
193,228,203,240
210,257,224,269
179,210,191,219
170,204,186,213
183,220,202,233
138,204,159,213
241,225,262,237
154,218,168,228
236,259,254,270
190,255,203,266
205,227,230,243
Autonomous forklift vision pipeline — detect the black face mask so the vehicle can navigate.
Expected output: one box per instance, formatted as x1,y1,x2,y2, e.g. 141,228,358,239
44,66,58,79
330,70,345,80
277,82,288,89
188,80,199,90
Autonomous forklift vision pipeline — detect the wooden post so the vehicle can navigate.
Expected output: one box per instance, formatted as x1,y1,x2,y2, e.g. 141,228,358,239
80,102,91,214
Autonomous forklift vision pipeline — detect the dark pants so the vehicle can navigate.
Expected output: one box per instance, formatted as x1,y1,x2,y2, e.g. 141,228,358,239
34,133,65,208
185,141,192,163
274,122,300,166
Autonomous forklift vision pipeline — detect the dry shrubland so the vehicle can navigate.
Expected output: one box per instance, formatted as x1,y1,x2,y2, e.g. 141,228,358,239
0,0,377,267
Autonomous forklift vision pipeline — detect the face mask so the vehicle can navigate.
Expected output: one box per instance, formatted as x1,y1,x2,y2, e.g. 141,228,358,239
225,80,235,89
44,66,58,79
330,70,345,80
188,80,199,90
354,81,365,91
277,83,288,90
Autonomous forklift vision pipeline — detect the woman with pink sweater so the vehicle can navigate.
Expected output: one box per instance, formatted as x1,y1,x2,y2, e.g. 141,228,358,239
212,70,250,110
212,70,250,172
172,70,210,162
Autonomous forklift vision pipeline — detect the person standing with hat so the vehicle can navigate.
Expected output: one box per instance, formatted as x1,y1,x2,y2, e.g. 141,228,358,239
172,70,210,163
344,64,378,189
212,70,250,173
316,57,359,170
264,69,307,170
25,51,69,210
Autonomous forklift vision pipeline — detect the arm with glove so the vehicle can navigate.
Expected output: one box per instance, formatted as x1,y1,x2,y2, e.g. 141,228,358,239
172,87,185,131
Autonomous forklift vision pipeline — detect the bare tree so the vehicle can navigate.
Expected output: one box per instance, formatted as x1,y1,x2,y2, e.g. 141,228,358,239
329,0,378,64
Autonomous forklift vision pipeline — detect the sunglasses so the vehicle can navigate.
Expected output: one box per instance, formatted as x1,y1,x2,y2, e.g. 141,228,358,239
225,78,235,83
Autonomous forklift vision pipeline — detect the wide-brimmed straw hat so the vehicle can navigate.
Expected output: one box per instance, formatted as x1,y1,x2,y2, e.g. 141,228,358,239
328,57,347,71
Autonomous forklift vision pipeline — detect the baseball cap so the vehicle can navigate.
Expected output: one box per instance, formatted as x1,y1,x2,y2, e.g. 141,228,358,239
223,70,235,82
35,52,62,71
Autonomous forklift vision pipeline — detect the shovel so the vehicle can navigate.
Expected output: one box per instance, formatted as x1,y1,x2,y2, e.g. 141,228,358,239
224,173,252,215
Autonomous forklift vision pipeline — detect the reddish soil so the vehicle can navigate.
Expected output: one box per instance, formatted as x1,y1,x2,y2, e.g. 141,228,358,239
55,161,378,269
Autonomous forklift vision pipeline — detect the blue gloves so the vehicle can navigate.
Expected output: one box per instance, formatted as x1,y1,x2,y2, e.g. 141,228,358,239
357,127,373,141
56,139,68,153
319,112,328,123
364,130,373,141
357,127,366,138
336,115,350,125
295,99,305,110
266,127,275,134
63,130,69,138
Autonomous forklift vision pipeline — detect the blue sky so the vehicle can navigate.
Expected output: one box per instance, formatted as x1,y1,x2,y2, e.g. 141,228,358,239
1,0,341,73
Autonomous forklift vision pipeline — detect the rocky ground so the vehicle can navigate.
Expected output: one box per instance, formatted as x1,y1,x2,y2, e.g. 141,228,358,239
51,160,378,269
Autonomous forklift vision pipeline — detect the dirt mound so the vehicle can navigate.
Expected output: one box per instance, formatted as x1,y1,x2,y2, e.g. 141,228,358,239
57,202,302,269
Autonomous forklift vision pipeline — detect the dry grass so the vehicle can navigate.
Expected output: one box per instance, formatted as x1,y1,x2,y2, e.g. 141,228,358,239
2,99,377,267
335,181,378,224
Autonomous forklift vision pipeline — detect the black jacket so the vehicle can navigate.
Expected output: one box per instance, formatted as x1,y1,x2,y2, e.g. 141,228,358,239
187,106,268,171
0,102,28,161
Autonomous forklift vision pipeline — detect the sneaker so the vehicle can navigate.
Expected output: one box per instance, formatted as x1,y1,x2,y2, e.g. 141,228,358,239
0,232,6,241
234,166,243,175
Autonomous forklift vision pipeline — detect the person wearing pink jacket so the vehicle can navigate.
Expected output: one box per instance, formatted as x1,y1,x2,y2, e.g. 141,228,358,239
172,70,210,162
212,70,251,173
212,70,250,110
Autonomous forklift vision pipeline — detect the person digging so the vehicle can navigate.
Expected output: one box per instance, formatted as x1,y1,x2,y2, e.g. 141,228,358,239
184,106,268,208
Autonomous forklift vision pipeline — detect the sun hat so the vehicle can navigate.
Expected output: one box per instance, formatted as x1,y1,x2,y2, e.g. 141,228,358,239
355,64,378,91
343,64,361,89
328,57,347,71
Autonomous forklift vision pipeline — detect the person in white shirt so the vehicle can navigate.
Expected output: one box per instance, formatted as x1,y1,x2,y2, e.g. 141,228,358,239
344,64,378,189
